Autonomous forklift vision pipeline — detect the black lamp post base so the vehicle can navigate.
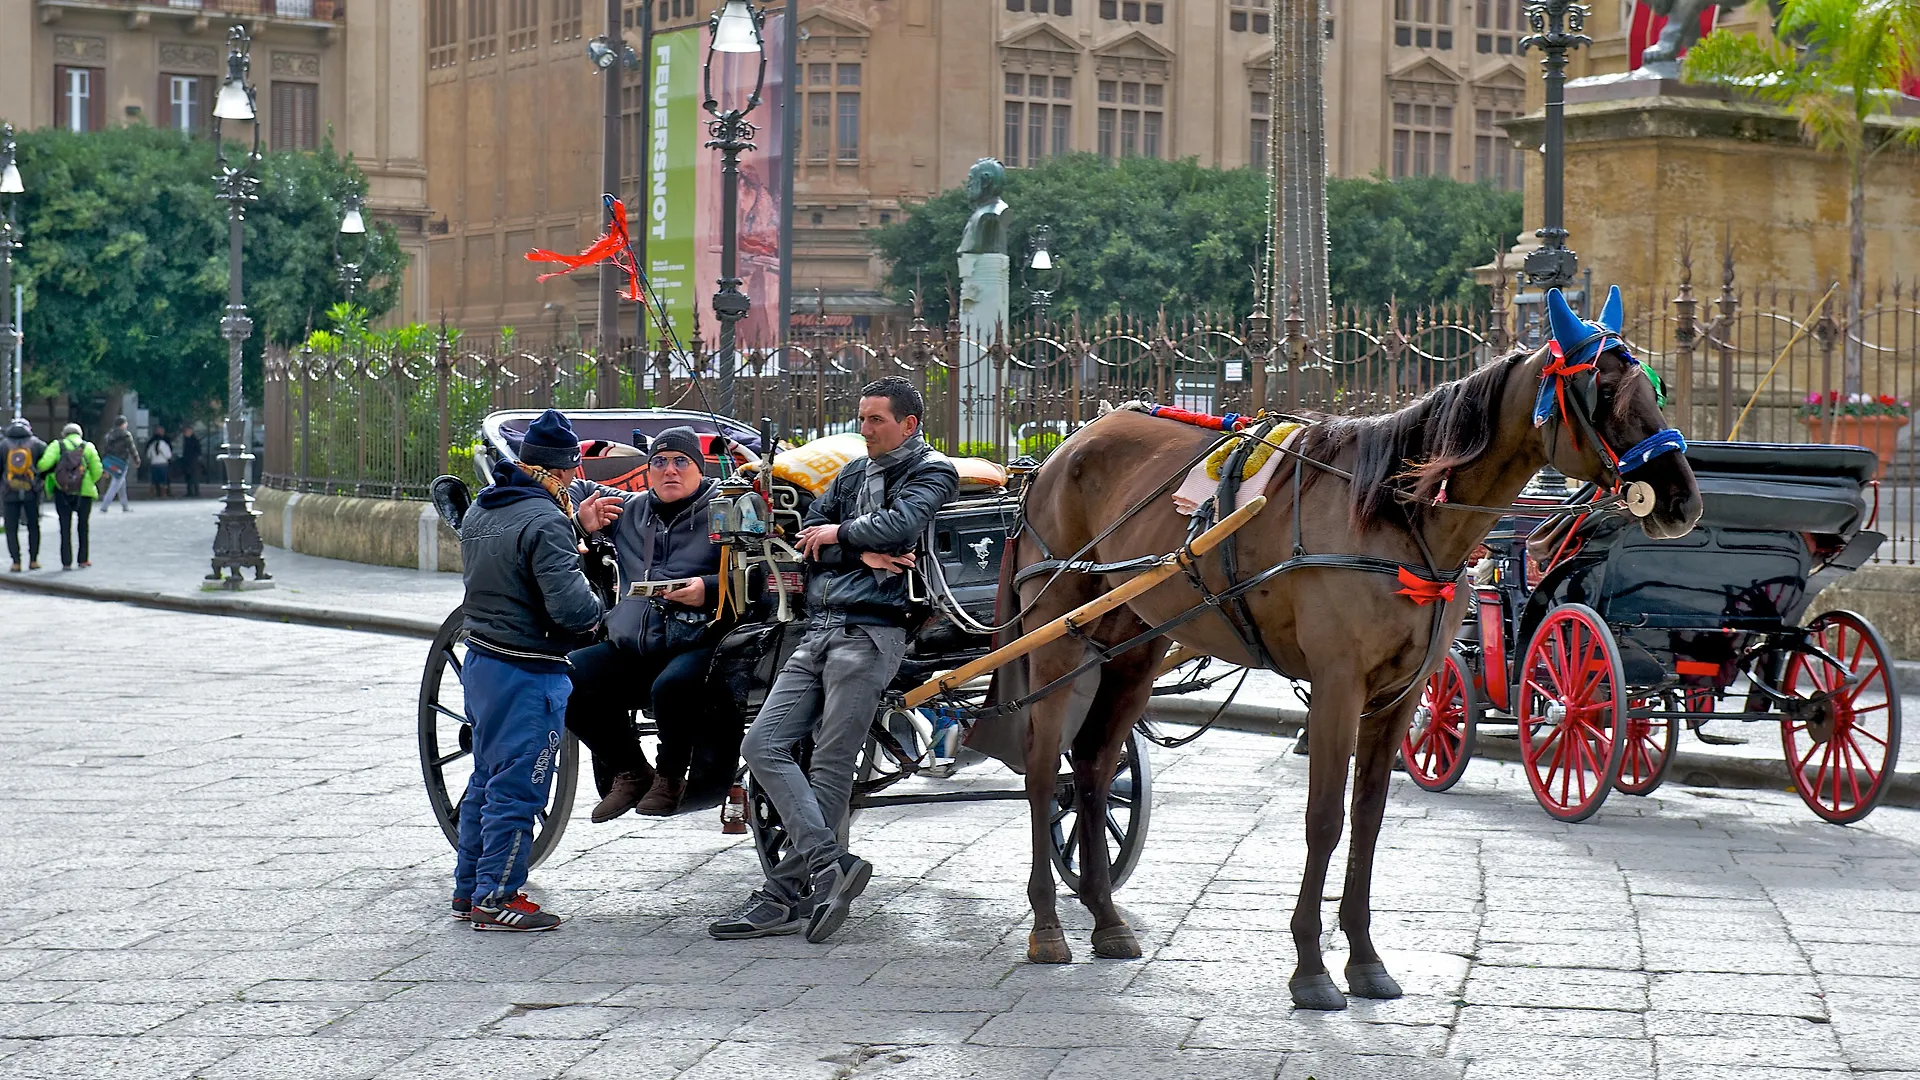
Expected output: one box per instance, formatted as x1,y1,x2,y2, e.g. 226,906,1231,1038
206,419,272,591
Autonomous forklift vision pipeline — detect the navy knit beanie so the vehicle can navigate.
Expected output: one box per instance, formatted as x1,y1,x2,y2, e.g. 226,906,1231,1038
519,409,582,469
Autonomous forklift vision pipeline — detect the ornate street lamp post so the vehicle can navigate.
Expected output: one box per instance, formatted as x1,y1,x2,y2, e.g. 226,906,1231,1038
1023,225,1062,322
336,186,366,307
704,0,767,419
0,125,23,420
207,25,271,589
1520,0,1590,301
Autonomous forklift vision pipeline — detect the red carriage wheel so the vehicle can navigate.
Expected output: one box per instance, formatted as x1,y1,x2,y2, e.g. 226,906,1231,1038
1518,604,1627,822
1615,696,1679,797
1402,649,1478,792
1780,610,1903,825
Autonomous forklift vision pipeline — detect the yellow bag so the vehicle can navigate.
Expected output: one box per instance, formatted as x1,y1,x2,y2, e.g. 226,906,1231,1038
770,433,867,496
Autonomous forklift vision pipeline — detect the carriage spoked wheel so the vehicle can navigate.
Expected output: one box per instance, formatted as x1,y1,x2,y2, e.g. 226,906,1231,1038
417,608,581,869
1779,610,1903,825
1615,694,1681,797
745,724,1153,899
1402,649,1478,792
1050,726,1154,894
1517,604,1627,822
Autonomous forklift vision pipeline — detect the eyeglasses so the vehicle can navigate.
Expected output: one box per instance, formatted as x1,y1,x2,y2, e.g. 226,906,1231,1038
648,454,699,472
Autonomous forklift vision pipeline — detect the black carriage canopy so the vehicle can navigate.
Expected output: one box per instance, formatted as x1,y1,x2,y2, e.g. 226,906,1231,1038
484,409,765,462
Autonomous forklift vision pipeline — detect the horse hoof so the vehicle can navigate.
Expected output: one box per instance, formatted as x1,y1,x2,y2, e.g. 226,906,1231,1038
1091,925,1142,959
1028,929,1072,964
1345,961,1404,1000
1289,972,1348,1011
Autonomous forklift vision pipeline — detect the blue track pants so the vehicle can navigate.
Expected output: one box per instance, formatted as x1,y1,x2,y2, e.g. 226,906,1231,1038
453,648,570,909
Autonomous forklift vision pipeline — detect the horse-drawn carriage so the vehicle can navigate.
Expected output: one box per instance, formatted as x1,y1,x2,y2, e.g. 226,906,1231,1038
1403,441,1901,824
410,285,1894,1011
416,407,1163,892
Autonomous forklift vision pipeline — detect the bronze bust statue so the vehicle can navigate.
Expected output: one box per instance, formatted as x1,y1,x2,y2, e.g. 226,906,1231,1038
957,158,1009,256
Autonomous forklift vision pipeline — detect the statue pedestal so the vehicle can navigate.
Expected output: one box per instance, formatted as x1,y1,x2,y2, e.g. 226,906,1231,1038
1502,74,1920,294
956,252,1010,452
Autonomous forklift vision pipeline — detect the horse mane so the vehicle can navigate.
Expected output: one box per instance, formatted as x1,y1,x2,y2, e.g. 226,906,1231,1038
1298,349,1528,531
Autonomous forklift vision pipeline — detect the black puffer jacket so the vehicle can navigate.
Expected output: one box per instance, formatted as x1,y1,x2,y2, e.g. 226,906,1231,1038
459,466,605,667
570,477,721,654
805,440,960,627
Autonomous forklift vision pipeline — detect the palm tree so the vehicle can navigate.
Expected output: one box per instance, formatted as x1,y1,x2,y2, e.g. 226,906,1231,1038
1682,0,1920,391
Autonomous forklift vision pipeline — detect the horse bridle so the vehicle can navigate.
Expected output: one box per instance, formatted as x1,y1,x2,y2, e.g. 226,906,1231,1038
1535,336,1688,513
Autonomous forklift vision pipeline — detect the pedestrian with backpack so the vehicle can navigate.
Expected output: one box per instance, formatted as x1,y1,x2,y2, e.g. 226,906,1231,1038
37,423,102,571
2,418,47,573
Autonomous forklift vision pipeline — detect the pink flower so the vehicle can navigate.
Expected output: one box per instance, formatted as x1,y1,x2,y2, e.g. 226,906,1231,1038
1807,392,1823,404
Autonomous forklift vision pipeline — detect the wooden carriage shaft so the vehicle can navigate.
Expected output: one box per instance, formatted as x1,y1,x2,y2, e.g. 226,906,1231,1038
901,496,1270,710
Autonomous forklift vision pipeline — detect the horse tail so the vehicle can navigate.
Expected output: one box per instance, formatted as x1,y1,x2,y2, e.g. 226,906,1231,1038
973,522,1033,773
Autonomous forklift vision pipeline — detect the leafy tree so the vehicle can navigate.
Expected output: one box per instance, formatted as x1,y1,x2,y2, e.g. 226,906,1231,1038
869,154,1520,325
1325,173,1523,316
8,124,406,425
1684,0,1920,390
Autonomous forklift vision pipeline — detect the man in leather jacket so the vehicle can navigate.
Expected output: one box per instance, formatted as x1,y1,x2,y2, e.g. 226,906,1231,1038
566,426,726,821
452,409,604,931
711,377,959,944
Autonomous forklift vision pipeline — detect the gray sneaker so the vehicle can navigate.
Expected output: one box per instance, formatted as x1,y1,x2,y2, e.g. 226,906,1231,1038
804,854,872,943
709,890,804,940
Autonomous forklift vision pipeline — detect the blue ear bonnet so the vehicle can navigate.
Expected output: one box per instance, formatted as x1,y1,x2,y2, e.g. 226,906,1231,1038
1550,284,1633,368
1534,285,1638,429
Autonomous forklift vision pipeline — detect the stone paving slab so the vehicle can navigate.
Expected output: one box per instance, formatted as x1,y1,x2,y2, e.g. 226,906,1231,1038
7,591,1920,1076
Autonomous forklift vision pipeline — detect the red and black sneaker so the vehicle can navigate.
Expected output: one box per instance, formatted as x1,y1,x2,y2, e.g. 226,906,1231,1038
450,896,472,921
470,893,563,932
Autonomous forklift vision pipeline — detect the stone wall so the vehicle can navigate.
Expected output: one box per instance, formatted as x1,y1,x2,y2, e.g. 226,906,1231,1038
1809,564,1920,662
255,489,462,574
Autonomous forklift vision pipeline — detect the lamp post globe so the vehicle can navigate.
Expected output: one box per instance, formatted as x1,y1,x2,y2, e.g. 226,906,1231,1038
336,187,366,307
207,23,271,589
1024,224,1061,321
703,0,766,419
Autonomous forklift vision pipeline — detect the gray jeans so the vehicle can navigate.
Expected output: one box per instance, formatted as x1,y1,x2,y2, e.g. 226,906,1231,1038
741,623,907,907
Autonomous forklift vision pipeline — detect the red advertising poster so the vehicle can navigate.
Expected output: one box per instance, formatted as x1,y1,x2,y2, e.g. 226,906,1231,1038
694,10,787,349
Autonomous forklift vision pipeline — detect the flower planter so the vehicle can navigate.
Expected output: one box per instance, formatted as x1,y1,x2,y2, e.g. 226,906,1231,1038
1802,414,1909,479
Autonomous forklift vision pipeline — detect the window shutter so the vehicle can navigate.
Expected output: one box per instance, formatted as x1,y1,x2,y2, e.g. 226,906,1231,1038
89,68,105,132
159,74,173,130
271,82,293,150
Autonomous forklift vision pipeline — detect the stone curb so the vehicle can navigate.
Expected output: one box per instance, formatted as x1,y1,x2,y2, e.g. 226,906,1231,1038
10,572,1918,807
1149,675,1920,810
0,573,443,640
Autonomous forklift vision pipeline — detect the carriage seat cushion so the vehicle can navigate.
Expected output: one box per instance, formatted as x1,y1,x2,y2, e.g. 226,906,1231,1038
1694,473,1865,536
1684,441,1879,485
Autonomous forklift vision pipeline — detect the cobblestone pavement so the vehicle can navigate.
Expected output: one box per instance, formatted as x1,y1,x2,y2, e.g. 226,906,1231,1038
6,591,1920,1079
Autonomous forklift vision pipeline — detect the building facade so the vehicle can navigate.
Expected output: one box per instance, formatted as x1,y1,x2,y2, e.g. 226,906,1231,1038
418,0,1539,338
0,0,432,323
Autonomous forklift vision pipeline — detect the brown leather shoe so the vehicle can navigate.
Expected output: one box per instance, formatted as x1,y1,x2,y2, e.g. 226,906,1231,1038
591,770,650,823
634,774,685,817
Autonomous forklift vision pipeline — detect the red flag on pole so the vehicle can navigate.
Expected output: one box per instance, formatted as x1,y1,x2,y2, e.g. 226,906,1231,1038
524,196,644,304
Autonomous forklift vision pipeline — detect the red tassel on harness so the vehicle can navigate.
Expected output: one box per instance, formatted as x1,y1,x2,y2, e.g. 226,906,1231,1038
1395,566,1456,606
524,198,645,303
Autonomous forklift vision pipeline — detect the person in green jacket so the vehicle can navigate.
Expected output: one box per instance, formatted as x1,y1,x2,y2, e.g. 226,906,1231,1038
37,423,103,570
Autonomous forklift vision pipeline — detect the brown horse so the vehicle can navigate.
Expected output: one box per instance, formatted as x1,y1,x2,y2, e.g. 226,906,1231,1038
1001,338,1702,1009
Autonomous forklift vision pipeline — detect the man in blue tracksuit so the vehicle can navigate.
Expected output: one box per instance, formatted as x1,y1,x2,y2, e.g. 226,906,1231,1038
452,409,605,931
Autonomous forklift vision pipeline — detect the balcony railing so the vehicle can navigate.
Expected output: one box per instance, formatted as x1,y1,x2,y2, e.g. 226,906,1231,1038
64,0,342,20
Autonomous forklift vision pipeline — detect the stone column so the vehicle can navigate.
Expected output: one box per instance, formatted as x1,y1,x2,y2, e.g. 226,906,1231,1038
956,252,1009,451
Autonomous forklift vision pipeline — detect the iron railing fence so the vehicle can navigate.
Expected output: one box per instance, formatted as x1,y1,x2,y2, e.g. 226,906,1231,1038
263,266,1919,562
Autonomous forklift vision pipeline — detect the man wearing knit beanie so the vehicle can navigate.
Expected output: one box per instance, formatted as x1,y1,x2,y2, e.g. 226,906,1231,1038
452,408,604,931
